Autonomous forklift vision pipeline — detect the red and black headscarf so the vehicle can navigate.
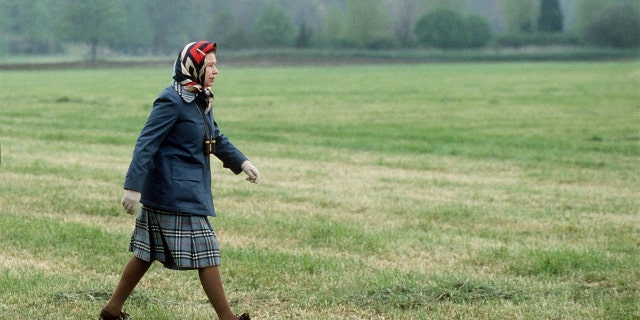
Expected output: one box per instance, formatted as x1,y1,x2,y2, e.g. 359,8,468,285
172,41,217,96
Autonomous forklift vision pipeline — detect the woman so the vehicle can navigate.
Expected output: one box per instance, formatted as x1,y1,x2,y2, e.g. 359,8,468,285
100,41,259,320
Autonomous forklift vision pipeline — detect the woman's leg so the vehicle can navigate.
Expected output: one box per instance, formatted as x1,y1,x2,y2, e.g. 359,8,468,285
198,266,237,320
102,256,153,315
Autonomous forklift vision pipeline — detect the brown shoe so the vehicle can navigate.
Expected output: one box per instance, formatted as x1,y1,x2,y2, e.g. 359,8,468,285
236,313,251,320
100,309,131,320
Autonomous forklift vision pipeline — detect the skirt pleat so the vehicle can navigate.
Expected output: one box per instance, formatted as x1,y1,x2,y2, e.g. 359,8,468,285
129,207,221,270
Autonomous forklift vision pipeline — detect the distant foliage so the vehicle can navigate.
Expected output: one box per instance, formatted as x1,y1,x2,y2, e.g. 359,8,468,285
57,0,127,60
295,24,312,48
253,2,298,48
466,15,493,48
0,0,60,54
494,33,582,48
414,10,468,49
336,0,395,49
584,4,640,48
414,9,492,49
0,0,638,56
504,0,538,34
538,0,564,33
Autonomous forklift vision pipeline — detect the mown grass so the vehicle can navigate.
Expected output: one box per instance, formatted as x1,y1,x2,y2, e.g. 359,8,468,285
0,61,638,319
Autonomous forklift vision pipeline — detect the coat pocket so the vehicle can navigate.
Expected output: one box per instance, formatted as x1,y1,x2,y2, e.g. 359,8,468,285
171,163,203,182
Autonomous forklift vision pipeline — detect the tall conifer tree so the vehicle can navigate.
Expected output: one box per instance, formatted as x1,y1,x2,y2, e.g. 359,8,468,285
538,0,564,32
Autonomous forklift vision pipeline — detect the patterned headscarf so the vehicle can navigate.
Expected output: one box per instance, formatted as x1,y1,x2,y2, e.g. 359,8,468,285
172,41,217,108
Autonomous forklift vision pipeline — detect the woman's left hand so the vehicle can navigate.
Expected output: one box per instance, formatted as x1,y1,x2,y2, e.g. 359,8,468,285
241,160,261,184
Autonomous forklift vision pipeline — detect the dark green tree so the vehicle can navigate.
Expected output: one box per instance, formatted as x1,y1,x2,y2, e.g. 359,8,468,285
414,9,469,49
414,9,492,49
573,0,639,34
584,4,640,48
538,0,564,33
466,14,492,48
57,0,126,60
295,24,312,48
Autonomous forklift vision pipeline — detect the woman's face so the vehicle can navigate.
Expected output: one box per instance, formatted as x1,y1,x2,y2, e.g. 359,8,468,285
203,52,218,88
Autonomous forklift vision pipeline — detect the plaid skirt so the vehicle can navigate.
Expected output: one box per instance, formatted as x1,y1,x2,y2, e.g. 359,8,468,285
129,206,221,270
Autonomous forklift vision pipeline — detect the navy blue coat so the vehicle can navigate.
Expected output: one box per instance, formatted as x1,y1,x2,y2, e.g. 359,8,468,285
124,86,248,216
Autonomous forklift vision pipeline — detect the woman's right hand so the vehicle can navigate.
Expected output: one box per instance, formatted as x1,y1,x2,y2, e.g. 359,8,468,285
121,190,142,215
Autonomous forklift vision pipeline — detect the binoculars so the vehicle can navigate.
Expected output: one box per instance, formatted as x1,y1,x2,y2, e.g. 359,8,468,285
204,138,216,155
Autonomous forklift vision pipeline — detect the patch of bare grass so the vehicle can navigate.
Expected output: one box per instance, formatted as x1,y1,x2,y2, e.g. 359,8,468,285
1,62,638,319
0,251,67,275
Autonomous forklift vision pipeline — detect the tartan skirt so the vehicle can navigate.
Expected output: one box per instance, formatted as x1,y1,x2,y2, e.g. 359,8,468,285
129,206,221,270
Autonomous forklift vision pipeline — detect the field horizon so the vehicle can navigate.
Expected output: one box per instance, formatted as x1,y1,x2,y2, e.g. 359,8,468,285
0,61,638,319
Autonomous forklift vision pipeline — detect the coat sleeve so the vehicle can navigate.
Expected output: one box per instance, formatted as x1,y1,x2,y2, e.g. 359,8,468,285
211,118,248,175
124,96,178,191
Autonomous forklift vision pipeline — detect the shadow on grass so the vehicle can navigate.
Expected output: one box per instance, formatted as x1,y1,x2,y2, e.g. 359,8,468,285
354,279,526,311
52,287,216,308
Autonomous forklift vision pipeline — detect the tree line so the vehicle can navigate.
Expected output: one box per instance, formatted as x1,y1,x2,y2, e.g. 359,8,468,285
0,0,638,60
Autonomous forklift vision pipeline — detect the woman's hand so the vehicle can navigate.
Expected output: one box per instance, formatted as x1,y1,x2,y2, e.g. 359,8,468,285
121,190,142,215
241,160,261,184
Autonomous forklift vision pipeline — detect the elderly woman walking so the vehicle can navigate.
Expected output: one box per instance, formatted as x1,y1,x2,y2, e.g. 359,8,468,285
99,41,259,320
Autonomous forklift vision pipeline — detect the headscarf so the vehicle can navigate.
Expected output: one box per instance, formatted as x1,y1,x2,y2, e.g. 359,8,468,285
172,41,217,111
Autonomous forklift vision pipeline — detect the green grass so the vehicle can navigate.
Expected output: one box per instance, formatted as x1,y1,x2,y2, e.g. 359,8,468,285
0,61,638,319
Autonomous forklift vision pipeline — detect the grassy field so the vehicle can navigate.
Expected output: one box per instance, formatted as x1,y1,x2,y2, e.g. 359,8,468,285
0,61,638,319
